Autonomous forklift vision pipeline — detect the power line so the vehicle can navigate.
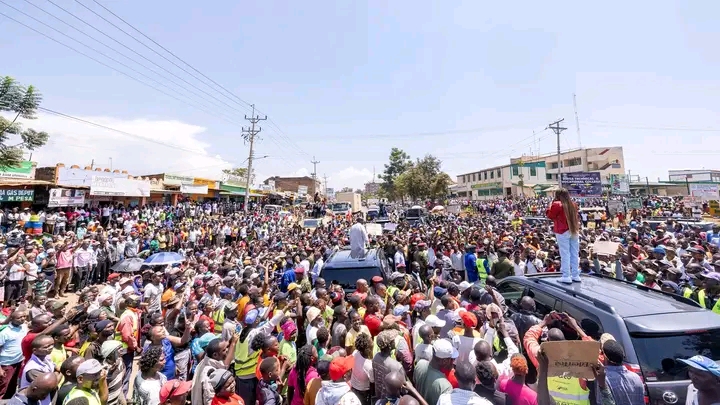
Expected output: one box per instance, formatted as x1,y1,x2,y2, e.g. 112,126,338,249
547,119,567,186
85,0,310,157
242,105,266,211
582,120,720,132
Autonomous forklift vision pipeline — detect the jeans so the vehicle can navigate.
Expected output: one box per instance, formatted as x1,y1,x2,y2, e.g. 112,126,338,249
556,230,580,278
121,350,134,394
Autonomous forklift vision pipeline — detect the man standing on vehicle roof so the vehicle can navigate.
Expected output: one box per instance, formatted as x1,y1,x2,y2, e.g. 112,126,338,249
349,216,369,259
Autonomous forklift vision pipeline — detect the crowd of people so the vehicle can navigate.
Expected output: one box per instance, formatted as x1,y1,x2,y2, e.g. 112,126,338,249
0,190,716,405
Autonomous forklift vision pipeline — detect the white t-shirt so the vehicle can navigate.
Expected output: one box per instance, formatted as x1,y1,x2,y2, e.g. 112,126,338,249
513,261,526,276
526,258,543,274
350,350,374,391
144,283,163,314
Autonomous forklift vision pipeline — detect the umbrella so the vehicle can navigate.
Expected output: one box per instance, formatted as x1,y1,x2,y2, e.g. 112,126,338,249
431,205,445,213
144,252,185,266
111,258,146,273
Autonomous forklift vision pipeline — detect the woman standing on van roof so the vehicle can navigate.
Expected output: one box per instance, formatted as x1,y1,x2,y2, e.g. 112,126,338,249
546,188,581,284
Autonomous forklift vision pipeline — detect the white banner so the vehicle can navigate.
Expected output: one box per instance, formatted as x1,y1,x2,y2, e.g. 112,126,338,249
49,189,86,207
180,184,208,194
163,174,195,185
298,185,308,196
90,176,151,197
690,184,719,201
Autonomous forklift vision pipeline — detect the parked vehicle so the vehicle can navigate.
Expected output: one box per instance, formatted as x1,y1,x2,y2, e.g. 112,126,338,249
335,192,363,214
496,273,720,405
320,248,390,292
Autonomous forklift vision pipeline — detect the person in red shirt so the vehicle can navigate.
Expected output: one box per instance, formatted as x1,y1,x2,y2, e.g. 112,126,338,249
546,188,581,284
209,368,244,405
363,296,383,337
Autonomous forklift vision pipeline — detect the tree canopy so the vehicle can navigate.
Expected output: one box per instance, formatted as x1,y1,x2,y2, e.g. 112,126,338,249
377,149,452,203
0,76,49,169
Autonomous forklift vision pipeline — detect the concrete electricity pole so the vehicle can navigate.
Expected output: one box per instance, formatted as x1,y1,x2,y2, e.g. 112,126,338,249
547,119,567,186
242,104,266,211
323,173,329,196
311,156,320,194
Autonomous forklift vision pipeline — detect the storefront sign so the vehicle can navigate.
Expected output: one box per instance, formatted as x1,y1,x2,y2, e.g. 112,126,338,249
690,184,719,201
561,172,602,197
0,161,33,179
91,176,151,197
163,174,195,186
471,182,502,190
180,184,209,194
0,189,34,202
49,189,86,207
57,167,128,187
193,178,219,189
298,185,308,196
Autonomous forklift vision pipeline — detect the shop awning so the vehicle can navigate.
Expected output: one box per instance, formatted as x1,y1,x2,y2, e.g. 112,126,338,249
0,179,54,186
150,189,181,194
220,191,264,197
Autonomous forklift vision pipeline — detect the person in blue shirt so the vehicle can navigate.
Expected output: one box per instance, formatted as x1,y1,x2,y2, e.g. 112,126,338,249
279,266,298,293
464,244,478,283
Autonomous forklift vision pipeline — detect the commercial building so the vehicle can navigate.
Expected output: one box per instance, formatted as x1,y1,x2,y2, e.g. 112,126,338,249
455,146,626,200
364,181,381,195
668,170,720,183
263,176,321,196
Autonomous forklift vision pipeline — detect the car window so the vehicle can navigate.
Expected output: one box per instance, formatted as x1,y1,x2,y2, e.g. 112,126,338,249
631,329,720,382
497,281,525,308
526,288,560,317
560,302,604,340
322,267,382,291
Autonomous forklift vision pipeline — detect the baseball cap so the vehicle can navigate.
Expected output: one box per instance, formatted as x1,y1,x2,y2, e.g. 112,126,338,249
678,355,720,377
459,311,477,328
93,320,113,333
100,340,123,359
432,338,458,359
458,281,471,291
329,356,354,381
287,282,299,292
393,305,409,317
76,359,103,377
244,309,260,325
219,287,235,296
424,314,446,328
50,301,68,311
224,302,239,312
306,307,321,323
159,380,193,403
703,272,720,282
652,247,666,255
413,300,431,312
208,368,234,391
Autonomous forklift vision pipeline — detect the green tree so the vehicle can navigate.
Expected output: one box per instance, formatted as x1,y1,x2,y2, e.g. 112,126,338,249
378,148,412,201
339,187,353,193
222,167,253,186
0,76,49,168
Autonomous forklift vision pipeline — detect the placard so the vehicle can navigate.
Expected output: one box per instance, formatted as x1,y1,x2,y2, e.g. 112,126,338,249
365,223,383,236
593,241,619,257
0,189,34,202
49,189,86,207
383,223,398,232
298,185,308,196
690,184,719,201
609,174,630,194
541,340,601,379
627,198,642,210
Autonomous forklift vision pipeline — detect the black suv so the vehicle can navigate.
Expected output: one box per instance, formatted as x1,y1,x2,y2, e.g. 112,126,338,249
496,273,720,405
320,248,391,293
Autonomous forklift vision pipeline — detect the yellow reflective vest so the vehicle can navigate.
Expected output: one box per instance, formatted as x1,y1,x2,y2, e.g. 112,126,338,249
63,387,101,405
547,376,590,405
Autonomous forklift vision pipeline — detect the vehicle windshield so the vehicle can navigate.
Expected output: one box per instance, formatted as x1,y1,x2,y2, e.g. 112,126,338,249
406,208,422,218
331,203,350,212
323,267,382,290
303,219,320,228
630,329,720,382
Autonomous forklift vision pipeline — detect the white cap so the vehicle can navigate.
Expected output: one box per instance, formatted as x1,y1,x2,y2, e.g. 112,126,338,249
432,338,458,359
458,281,471,291
425,314,446,328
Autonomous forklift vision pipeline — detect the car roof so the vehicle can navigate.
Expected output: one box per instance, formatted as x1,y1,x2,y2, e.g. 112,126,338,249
324,248,382,269
508,274,705,319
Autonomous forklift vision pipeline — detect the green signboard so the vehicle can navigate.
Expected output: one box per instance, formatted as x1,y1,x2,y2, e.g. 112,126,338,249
0,161,33,179
0,189,34,202
627,198,642,210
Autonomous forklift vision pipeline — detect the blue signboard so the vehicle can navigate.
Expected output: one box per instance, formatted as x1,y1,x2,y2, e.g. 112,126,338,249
561,172,602,197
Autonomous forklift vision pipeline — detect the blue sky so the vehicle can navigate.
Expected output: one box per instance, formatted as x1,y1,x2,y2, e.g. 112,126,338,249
2,0,720,189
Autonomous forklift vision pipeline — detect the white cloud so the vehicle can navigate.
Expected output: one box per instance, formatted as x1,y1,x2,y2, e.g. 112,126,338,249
331,167,373,190
13,113,234,179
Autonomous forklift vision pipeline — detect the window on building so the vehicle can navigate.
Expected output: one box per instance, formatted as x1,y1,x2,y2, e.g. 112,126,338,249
550,162,559,169
484,172,488,180
472,173,476,182
530,167,537,177
512,166,519,176
568,157,582,166
546,173,553,180
497,169,501,177
490,171,494,179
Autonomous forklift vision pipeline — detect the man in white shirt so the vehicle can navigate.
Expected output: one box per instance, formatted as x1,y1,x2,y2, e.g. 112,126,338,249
73,240,93,290
525,250,544,274
512,251,526,276
348,217,368,259
311,251,323,285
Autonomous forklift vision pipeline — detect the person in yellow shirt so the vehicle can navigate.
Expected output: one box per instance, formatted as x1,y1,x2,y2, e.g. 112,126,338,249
344,311,370,353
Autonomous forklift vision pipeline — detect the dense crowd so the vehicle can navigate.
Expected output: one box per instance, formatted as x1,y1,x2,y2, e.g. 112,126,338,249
0,191,717,405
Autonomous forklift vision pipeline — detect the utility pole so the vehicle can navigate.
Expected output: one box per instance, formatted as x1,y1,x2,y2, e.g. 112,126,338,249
242,104,266,211
547,119,567,186
311,156,320,195
323,173,329,196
